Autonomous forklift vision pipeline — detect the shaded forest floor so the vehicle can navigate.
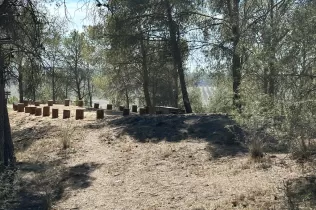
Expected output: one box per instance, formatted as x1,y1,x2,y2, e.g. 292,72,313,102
2,105,316,210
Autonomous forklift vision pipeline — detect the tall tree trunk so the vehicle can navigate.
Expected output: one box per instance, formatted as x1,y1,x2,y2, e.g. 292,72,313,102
268,0,276,98
228,0,242,111
165,0,192,113
232,45,242,111
263,67,268,94
18,68,23,103
0,62,4,171
52,66,56,103
140,35,152,113
173,68,179,108
125,88,129,108
0,53,14,170
87,76,93,107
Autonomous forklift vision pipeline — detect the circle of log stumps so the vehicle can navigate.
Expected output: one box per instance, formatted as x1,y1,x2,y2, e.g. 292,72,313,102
63,110,70,119
35,107,42,116
119,105,124,111
17,103,25,112
52,108,59,119
132,105,137,113
123,108,130,116
48,100,54,106
64,99,70,106
77,100,84,107
106,104,112,110
96,109,104,119
24,106,31,113
76,109,84,120
43,106,50,117
13,103,18,111
94,103,99,109
30,106,36,115
139,108,147,115
34,101,40,106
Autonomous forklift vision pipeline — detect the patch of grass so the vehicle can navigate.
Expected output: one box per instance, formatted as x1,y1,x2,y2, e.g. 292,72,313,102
60,121,77,149
0,169,20,210
291,137,316,161
247,132,264,161
283,176,316,210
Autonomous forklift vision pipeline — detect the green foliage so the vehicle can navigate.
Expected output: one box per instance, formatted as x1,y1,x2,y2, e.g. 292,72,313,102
7,96,18,104
207,77,234,114
188,87,206,113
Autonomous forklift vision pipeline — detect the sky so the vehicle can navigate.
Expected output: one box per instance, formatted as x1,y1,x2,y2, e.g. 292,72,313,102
45,0,95,32
44,0,207,73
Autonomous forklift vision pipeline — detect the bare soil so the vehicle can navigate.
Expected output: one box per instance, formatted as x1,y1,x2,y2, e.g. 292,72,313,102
4,104,316,210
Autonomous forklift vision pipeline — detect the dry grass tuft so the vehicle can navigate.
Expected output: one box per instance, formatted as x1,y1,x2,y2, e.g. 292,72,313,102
60,121,77,149
248,133,264,161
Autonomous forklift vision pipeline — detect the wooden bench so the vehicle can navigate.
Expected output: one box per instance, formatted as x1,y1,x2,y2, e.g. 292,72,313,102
155,106,181,114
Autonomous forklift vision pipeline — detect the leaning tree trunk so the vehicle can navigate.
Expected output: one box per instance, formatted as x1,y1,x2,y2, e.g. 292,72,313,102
165,0,192,113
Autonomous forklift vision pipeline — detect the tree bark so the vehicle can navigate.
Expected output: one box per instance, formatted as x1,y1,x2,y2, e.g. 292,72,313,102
140,35,153,113
228,0,242,111
165,0,192,113
52,66,56,103
18,66,23,103
0,53,14,169
267,0,276,98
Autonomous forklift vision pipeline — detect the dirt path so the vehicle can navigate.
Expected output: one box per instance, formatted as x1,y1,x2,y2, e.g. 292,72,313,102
54,126,299,210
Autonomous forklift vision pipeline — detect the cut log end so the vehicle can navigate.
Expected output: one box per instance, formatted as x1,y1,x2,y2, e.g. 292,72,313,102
35,107,42,116
64,99,70,106
96,109,104,119
94,103,100,109
63,110,71,119
76,109,84,120
77,100,84,107
24,106,31,113
23,101,29,107
52,108,59,119
119,105,124,111
132,105,137,113
139,108,147,115
18,103,25,112
106,104,112,110
13,103,18,111
123,108,130,116
48,100,54,106
30,106,36,115
43,106,50,117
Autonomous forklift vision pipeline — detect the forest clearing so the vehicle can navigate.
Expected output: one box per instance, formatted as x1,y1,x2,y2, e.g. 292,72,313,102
1,104,314,210
1,0,316,209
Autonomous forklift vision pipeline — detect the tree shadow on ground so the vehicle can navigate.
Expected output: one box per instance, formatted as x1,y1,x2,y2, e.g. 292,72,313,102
86,114,248,159
284,175,316,209
1,161,101,210
12,124,59,153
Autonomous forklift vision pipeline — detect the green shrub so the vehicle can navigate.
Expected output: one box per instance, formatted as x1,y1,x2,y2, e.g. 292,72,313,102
188,87,206,113
7,96,18,104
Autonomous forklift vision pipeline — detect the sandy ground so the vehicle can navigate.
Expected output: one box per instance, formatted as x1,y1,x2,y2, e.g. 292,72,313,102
6,104,316,210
